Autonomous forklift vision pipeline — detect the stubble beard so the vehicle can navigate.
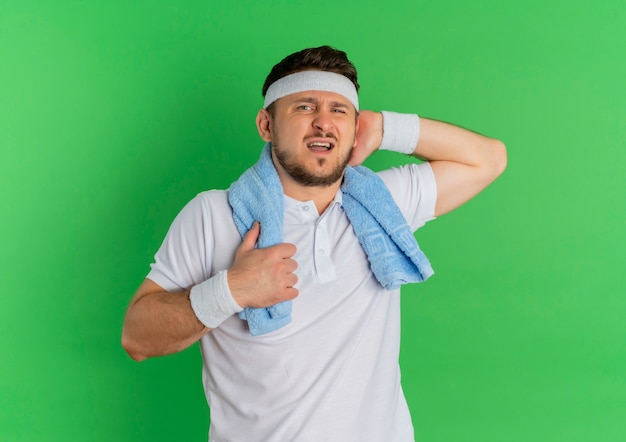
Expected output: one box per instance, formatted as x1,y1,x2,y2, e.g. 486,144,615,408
271,134,352,188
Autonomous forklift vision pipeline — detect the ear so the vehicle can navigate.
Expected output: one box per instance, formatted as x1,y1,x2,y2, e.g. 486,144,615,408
256,109,273,142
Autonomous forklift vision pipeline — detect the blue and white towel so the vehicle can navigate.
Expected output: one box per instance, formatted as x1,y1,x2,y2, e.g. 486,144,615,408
228,143,433,336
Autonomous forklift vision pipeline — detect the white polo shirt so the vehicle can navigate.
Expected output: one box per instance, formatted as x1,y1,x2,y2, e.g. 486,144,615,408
148,162,437,442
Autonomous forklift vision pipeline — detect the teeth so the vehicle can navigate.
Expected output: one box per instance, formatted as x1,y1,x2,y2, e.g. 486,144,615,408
308,142,332,149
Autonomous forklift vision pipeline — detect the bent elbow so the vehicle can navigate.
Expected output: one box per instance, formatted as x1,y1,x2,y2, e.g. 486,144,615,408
121,331,148,362
487,139,507,180
495,139,508,176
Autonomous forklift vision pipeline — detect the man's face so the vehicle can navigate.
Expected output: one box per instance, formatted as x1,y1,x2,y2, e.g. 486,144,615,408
259,90,358,188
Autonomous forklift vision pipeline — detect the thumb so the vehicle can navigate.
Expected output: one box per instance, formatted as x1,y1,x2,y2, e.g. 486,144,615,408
237,221,260,254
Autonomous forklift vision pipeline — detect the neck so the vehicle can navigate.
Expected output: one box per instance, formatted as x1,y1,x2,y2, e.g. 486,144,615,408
281,179,341,214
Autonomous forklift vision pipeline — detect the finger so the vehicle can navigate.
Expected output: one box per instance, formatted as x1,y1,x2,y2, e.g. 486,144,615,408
282,286,299,300
283,257,298,273
275,242,297,258
237,221,260,254
285,272,298,288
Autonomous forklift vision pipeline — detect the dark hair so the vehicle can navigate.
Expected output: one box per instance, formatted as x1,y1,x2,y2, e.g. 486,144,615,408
262,46,359,97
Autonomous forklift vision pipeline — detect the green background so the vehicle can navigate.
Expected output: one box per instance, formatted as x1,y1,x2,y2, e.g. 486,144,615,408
1,0,624,441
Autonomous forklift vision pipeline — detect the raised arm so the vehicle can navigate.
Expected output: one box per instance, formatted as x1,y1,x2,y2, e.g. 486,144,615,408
417,118,506,216
351,111,507,216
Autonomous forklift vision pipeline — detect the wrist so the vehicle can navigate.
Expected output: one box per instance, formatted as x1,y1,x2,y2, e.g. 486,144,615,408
379,111,420,155
189,270,243,329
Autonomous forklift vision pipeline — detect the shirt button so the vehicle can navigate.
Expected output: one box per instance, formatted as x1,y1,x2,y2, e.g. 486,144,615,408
319,249,325,255
302,205,310,211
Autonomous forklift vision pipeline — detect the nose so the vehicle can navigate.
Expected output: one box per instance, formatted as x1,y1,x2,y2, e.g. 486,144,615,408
312,110,334,133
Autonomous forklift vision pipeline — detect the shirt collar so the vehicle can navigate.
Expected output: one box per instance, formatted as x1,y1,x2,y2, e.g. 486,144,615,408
283,189,344,217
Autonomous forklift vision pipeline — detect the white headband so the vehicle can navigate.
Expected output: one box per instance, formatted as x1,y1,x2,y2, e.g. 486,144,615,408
263,71,359,110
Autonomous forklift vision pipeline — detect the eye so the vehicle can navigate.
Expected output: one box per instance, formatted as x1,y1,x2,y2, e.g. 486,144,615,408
297,104,312,111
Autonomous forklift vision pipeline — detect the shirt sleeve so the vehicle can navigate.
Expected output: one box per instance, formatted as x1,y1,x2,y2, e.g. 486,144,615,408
377,162,437,231
146,194,213,291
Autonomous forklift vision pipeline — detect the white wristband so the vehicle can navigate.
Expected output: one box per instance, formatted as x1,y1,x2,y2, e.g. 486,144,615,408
379,111,420,155
189,270,243,329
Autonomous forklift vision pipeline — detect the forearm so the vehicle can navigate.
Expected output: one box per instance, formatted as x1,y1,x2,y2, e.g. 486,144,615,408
122,288,209,361
122,223,299,360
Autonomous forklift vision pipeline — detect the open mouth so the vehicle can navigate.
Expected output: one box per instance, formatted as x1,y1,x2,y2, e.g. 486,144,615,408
307,141,335,151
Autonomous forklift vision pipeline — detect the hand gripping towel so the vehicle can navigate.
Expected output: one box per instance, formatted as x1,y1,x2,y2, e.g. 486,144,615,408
228,143,434,336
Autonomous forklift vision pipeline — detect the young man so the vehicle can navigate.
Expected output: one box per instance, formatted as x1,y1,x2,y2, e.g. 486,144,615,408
122,46,506,441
